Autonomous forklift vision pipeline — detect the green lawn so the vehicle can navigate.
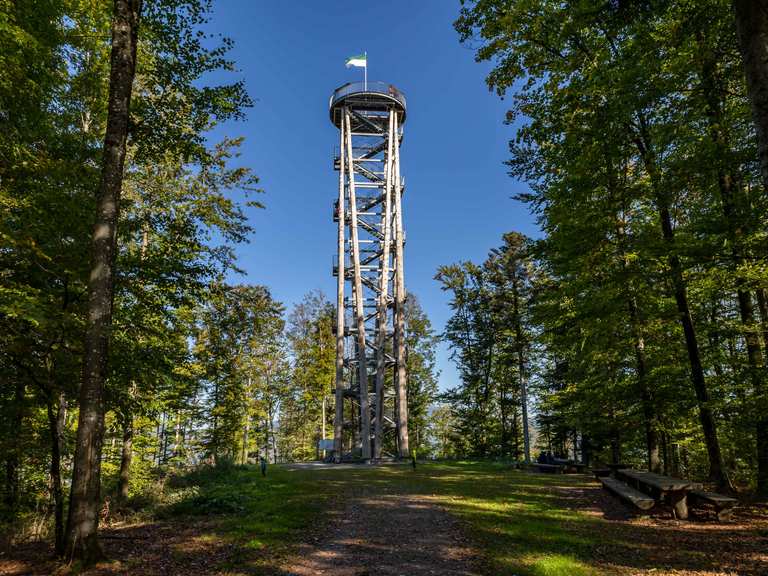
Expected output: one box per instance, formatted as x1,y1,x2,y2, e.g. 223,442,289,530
154,461,764,575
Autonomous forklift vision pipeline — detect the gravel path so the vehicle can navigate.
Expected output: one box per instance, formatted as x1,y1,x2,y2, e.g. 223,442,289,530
281,493,481,576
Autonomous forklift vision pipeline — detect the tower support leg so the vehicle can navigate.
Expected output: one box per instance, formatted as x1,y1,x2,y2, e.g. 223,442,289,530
392,114,410,457
373,111,395,459
344,108,371,460
333,113,346,463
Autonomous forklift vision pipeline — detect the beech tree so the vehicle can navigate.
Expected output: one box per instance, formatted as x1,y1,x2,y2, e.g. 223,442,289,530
455,0,767,492
65,0,142,561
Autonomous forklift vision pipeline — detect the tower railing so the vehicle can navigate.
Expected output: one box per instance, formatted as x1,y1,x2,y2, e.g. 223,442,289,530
329,81,407,111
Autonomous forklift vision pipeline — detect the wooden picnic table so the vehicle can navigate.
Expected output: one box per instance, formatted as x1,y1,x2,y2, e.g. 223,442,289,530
535,462,565,474
616,469,692,518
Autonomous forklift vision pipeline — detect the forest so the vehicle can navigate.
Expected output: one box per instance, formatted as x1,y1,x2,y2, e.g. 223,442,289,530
1,0,768,574
440,0,768,496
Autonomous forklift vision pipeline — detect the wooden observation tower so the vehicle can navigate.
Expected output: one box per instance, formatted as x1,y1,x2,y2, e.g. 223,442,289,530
330,81,409,461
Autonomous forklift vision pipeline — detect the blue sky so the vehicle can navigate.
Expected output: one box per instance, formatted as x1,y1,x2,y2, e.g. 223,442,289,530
209,1,538,391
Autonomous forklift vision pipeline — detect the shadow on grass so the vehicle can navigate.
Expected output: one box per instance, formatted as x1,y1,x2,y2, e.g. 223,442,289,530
127,463,768,575
381,463,768,576
8,462,764,575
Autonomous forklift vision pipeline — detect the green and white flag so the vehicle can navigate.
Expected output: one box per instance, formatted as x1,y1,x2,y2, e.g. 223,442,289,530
345,53,367,68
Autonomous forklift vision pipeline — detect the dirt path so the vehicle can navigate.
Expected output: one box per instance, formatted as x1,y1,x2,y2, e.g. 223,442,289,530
280,493,481,576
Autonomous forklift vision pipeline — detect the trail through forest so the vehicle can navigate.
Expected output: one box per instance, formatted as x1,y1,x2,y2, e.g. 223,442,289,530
282,492,480,575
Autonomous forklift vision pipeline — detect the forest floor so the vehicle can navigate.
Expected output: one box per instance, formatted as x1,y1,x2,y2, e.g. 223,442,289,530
1,461,767,576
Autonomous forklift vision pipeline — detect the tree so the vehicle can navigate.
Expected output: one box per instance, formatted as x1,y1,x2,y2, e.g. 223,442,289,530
0,0,260,555
403,294,440,454
65,0,142,561
485,233,533,463
436,238,535,460
282,291,335,460
733,0,768,194
195,285,284,464
453,0,765,490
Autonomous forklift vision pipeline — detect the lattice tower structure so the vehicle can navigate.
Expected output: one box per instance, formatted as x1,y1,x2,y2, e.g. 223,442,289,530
329,81,409,461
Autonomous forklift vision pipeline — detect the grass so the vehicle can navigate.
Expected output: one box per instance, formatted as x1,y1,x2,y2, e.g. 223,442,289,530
159,464,335,552
156,461,602,575
151,461,765,575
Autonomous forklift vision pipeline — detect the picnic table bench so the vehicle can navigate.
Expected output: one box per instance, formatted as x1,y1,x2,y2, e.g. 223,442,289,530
550,458,587,473
535,462,565,474
600,477,655,511
688,490,738,521
592,468,611,479
616,469,692,519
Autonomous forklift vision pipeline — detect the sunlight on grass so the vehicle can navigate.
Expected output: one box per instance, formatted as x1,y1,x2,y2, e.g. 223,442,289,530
527,553,597,576
159,461,611,574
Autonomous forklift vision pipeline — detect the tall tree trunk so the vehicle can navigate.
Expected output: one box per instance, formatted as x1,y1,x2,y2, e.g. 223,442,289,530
47,391,67,556
632,122,731,490
698,45,767,494
608,144,660,473
156,411,166,465
510,275,531,464
498,383,509,456
242,414,249,465
65,0,141,562
733,0,768,193
628,298,661,473
4,379,24,514
117,416,133,501
757,289,768,352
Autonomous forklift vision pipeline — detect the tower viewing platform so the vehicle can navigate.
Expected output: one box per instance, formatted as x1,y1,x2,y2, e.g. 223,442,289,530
329,81,406,128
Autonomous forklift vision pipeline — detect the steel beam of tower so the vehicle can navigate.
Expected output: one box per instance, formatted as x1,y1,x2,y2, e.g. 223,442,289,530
329,81,410,461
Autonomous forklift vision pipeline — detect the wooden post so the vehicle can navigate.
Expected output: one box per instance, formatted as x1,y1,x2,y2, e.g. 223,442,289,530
333,110,346,463
345,108,372,460
392,113,410,457
670,491,688,520
373,111,395,459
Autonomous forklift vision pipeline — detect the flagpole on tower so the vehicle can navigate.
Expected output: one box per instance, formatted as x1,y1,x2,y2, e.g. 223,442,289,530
364,51,367,91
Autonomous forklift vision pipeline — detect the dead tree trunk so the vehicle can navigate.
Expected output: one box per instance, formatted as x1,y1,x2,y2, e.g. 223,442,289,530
65,0,141,563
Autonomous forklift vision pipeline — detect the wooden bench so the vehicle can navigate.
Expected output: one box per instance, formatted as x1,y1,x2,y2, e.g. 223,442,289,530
592,468,611,479
688,490,738,522
600,477,655,511
535,463,565,474
550,458,587,474
616,469,692,519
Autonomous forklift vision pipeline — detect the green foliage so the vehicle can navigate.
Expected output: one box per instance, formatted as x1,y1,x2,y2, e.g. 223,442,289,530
455,0,768,487
278,291,335,460
404,294,440,454
0,0,260,542
436,234,534,459
195,285,285,464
